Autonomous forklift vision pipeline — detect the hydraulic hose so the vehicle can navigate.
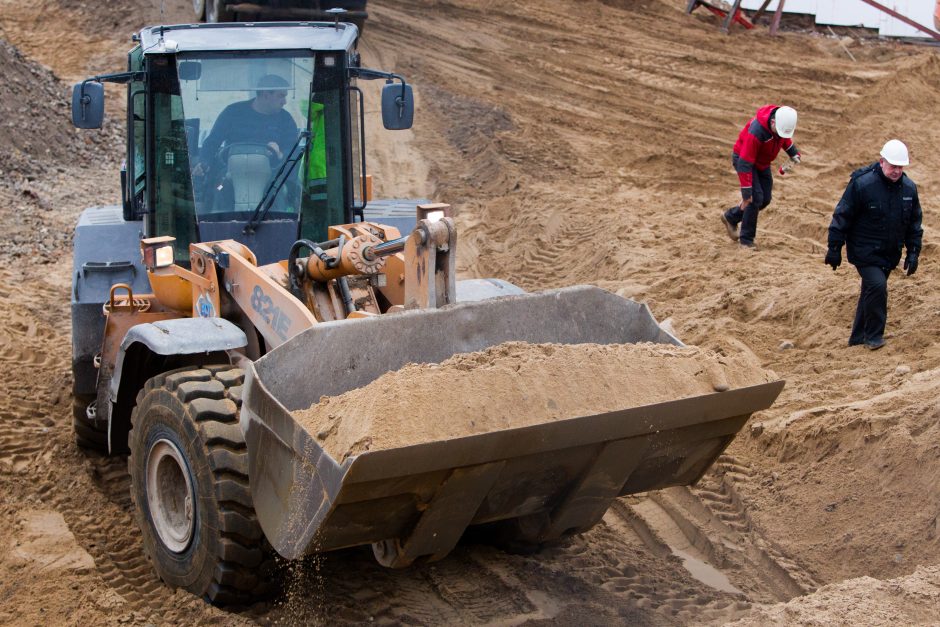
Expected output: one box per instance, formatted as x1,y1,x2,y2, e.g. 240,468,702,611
338,276,355,316
287,238,340,293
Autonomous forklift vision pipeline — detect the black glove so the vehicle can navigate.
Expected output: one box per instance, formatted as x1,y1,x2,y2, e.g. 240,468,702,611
825,246,842,271
904,253,918,276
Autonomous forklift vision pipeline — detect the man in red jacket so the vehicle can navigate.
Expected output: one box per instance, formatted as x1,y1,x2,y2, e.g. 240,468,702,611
720,105,801,248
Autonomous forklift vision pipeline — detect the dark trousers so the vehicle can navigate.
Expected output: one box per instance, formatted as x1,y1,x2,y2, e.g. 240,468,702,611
850,265,890,345
724,157,773,244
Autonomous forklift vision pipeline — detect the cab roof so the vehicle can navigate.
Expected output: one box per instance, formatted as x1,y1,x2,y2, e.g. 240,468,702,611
139,22,358,55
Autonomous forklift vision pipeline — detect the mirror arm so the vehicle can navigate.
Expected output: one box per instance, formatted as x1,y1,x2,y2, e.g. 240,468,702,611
76,79,97,122
392,77,408,116
349,67,404,84
349,67,409,116
76,70,147,119
86,70,147,86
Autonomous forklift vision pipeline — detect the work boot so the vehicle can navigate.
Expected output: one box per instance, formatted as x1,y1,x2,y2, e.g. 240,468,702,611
739,240,756,250
720,213,739,242
865,338,886,351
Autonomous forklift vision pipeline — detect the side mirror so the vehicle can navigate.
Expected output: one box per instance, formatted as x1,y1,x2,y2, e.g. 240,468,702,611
381,82,414,130
71,81,105,129
178,61,202,81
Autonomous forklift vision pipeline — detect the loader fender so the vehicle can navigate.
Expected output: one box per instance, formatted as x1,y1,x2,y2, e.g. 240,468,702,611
105,318,247,452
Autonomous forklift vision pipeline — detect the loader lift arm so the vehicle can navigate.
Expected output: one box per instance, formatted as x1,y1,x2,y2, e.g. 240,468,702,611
142,211,457,352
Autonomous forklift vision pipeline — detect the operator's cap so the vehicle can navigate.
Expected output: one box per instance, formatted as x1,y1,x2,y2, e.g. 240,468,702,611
880,139,909,166
256,74,290,91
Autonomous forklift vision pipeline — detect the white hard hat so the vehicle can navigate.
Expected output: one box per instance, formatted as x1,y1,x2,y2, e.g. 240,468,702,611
880,139,909,166
774,106,797,138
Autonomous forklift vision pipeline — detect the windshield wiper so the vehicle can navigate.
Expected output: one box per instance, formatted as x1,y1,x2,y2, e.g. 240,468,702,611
244,130,310,234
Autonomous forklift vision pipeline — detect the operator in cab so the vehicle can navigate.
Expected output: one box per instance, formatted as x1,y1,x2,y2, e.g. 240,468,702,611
192,74,299,176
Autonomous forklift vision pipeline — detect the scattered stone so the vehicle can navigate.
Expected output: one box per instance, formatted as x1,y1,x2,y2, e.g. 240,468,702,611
894,365,911,376
779,340,795,350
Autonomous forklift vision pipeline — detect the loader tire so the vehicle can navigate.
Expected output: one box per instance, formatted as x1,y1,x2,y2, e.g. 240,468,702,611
72,392,108,452
206,0,234,22
475,513,564,555
128,366,274,605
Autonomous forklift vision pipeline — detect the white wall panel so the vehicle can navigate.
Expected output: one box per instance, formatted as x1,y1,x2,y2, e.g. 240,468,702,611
737,0,935,38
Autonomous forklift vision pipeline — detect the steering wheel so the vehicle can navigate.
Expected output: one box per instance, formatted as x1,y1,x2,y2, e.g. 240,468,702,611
218,142,278,164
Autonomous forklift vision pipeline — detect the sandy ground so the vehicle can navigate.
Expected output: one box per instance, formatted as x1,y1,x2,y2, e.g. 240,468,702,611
1,0,939,624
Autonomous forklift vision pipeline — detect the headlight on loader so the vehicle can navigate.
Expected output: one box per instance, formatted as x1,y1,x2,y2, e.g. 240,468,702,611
141,236,177,270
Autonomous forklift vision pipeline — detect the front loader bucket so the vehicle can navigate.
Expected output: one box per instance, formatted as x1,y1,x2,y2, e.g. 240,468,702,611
240,285,784,563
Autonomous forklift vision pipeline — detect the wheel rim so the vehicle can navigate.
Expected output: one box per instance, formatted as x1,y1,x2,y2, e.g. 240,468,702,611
146,439,196,553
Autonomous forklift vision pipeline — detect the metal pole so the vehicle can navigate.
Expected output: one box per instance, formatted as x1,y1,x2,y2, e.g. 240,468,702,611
721,0,743,33
857,0,940,41
366,236,408,260
769,0,785,36
752,0,773,25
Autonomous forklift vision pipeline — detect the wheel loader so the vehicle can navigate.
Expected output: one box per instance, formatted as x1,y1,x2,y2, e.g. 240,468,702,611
69,20,784,605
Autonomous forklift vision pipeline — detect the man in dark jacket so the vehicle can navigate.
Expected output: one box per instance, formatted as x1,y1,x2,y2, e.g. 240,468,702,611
825,139,923,350
720,105,801,248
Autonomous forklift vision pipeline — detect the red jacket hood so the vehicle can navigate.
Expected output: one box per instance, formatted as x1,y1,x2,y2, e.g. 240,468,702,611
754,105,780,134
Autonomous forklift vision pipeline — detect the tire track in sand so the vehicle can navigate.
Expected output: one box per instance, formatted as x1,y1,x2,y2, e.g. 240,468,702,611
50,453,175,611
0,272,68,476
602,454,820,610
0,270,195,618
693,455,822,596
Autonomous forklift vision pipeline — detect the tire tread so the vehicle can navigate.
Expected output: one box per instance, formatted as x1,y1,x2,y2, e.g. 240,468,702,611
128,365,274,605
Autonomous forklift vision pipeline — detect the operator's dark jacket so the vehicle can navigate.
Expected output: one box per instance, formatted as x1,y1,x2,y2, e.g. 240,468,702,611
828,162,923,269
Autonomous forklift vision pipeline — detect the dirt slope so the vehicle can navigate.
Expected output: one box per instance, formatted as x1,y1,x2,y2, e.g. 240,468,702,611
0,0,938,624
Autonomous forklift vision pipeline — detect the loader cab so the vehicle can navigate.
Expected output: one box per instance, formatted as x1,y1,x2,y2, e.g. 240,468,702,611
112,23,371,265
133,24,367,265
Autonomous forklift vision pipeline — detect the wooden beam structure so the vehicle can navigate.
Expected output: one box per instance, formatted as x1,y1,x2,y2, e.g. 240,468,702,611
686,0,754,31
857,0,940,41
721,0,744,33
751,0,774,25
769,0,786,36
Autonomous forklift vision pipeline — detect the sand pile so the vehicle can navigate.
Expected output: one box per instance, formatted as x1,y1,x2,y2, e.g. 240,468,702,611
292,341,776,461
729,564,940,626
0,36,121,179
